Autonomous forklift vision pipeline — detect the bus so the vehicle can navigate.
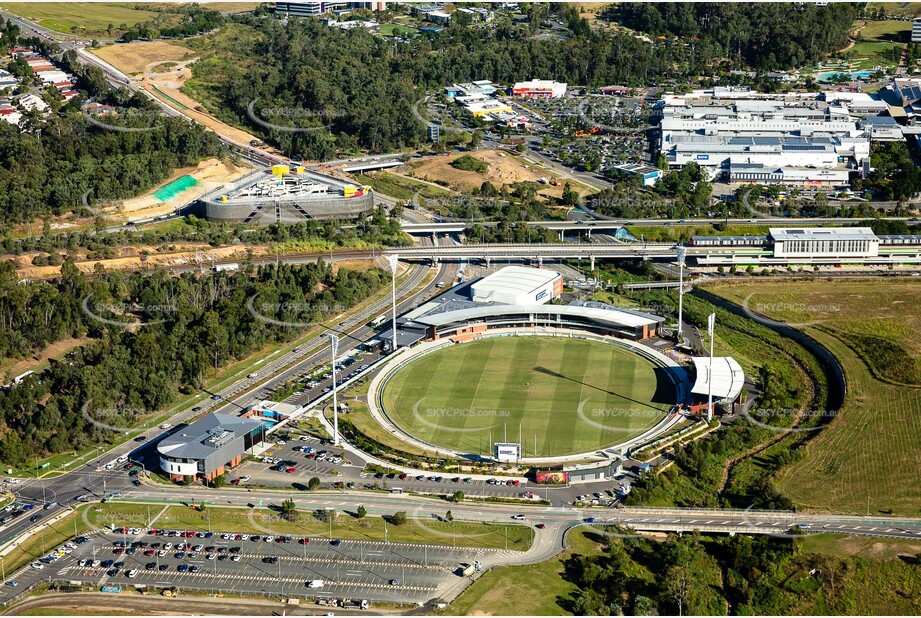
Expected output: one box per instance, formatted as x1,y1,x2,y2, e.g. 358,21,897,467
370,314,387,327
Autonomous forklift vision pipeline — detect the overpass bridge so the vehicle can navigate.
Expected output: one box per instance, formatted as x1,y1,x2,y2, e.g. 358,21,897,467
386,242,678,268
594,507,921,540
401,220,625,235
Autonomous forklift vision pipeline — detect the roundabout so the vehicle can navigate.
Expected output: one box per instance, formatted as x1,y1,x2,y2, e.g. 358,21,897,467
369,329,688,463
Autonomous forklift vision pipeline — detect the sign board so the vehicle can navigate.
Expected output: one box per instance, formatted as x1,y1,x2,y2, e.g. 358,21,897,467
494,442,521,462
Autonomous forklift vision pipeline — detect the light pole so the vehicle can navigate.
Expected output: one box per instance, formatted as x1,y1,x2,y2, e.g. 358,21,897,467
707,312,715,422
676,246,686,344
328,333,339,446
388,254,399,353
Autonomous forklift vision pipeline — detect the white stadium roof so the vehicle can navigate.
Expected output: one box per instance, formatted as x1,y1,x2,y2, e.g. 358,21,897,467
471,266,560,297
690,357,745,402
414,303,660,329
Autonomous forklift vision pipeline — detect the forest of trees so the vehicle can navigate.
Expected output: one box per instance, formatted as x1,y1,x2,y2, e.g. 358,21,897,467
854,141,921,201
616,2,858,70
119,5,225,42
0,113,223,224
0,19,225,224
0,260,387,465
562,531,902,616
205,3,857,159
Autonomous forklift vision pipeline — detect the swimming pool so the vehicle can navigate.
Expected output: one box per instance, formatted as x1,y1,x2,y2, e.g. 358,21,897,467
816,69,876,82
154,175,198,201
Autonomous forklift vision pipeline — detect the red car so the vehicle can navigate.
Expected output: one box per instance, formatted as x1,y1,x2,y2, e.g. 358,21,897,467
230,479,241,485
535,523,546,529
298,537,310,545
112,548,123,555
286,467,296,473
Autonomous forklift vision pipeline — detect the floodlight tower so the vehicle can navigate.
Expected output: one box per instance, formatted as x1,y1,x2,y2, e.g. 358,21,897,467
707,312,715,423
388,254,399,352
328,333,340,446
676,245,686,344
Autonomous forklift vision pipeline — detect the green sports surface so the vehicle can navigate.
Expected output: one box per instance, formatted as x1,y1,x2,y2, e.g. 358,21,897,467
381,336,675,457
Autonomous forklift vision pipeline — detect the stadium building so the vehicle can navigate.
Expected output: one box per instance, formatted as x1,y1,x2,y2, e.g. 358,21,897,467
199,166,375,224
470,266,563,305
157,413,266,482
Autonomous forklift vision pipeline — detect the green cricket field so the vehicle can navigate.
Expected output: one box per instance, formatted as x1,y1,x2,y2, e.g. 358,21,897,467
381,336,675,457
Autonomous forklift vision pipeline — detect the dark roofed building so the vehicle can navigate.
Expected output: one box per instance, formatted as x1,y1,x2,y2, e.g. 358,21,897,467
157,413,265,482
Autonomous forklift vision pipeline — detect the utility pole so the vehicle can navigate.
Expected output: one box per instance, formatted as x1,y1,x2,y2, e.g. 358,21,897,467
328,333,340,446
388,254,399,353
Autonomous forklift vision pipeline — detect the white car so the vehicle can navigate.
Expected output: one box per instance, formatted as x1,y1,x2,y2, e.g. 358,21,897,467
239,475,251,482
91,560,101,568
29,562,44,570
511,514,526,521
127,569,138,578
160,423,171,429
276,441,286,446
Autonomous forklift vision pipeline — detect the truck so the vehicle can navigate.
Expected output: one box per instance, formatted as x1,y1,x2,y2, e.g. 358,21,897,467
307,580,325,589
213,263,239,273
459,563,476,577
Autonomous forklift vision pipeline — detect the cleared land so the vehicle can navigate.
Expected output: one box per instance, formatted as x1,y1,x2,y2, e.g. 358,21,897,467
382,336,673,457
0,2,156,35
91,40,196,76
711,280,921,515
407,150,592,200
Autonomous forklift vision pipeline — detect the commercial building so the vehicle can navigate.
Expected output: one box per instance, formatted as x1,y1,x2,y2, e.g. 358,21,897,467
157,413,266,482
658,88,873,183
444,80,497,100
610,163,662,187
470,266,562,305
463,99,513,118
274,1,385,17
727,164,850,189
512,80,567,98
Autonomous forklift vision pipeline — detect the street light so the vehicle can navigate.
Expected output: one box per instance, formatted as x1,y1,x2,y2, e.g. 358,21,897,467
676,245,686,344
328,333,339,446
387,254,399,353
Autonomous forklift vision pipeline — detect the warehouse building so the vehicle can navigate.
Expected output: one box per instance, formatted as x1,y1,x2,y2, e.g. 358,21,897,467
157,413,266,482
727,163,850,189
771,227,878,259
470,266,563,305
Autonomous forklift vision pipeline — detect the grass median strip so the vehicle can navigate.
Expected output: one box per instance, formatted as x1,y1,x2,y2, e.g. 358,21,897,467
85,503,533,551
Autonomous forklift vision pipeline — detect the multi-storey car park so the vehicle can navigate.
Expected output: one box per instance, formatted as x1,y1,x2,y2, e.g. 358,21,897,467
198,166,375,224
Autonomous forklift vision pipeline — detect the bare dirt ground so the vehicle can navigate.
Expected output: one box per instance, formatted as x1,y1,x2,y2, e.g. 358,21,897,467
92,40,196,76
15,243,270,280
406,150,582,201
140,59,262,147
103,158,252,221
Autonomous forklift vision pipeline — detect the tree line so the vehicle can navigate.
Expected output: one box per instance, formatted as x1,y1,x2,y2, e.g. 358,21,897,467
119,5,225,42
0,260,387,466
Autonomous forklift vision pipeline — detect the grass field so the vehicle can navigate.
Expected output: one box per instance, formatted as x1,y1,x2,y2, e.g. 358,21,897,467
382,337,673,457
711,280,921,515
0,3,157,35
84,503,533,551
